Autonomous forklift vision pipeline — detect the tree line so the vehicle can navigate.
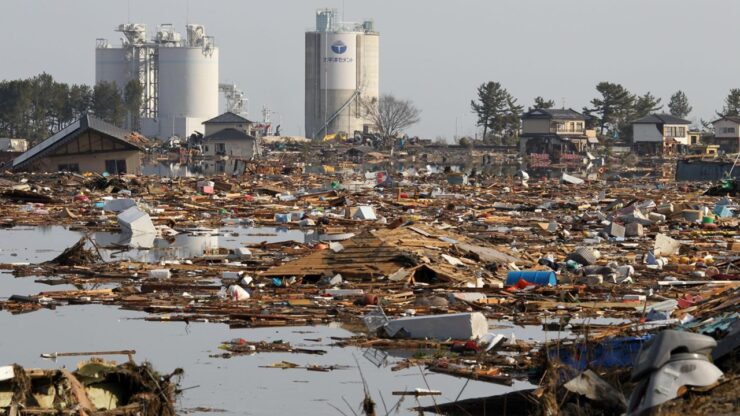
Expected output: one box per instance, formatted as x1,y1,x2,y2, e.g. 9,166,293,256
0,73,142,144
471,80,740,141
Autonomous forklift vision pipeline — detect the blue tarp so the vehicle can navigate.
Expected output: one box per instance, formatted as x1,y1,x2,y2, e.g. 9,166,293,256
550,335,652,371
505,270,557,286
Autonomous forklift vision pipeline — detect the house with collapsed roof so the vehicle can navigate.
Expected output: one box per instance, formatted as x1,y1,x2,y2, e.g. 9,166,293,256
260,223,526,287
631,113,691,155
201,112,260,159
11,115,146,174
519,108,597,156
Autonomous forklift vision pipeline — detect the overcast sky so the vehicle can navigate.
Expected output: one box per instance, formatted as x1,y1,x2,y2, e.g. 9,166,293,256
1,0,739,138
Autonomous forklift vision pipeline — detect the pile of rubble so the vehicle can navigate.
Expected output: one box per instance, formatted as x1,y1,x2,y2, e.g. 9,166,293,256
0,167,737,415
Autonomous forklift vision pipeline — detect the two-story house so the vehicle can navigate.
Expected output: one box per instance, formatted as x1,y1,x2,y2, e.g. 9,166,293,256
519,108,594,155
631,114,691,155
202,112,260,159
709,116,740,153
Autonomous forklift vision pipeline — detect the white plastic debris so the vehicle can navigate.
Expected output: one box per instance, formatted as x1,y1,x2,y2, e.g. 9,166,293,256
226,284,250,301
149,269,171,279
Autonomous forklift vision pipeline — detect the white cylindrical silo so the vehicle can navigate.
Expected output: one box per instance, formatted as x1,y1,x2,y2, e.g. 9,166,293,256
305,10,379,140
95,46,131,92
157,46,219,138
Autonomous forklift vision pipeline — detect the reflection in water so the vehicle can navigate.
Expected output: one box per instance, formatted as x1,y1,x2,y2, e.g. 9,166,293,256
140,159,249,177
0,305,532,416
0,226,82,264
92,226,314,263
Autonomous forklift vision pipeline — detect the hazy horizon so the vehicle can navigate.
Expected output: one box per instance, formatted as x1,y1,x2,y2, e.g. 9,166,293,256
2,0,738,139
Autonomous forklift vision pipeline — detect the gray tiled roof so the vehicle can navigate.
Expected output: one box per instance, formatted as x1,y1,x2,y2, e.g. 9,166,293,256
202,112,253,125
711,115,740,124
632,113,691,125
522,108,587,120
204,128,256,141
13,115,143,169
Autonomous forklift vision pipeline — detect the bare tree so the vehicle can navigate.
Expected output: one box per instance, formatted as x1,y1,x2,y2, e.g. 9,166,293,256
362,94,421,138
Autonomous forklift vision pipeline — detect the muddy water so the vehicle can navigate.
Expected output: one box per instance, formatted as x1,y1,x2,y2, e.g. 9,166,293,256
0,226,538,415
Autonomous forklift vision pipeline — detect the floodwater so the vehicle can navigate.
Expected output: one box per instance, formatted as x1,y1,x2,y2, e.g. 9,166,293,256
0,226,544,415
0,225,314,264
0,226,82,264
92,226,314,263
0,306,535,415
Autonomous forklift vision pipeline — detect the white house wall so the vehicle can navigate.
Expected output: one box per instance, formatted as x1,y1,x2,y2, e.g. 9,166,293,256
664,123,690,145
713,119,740,139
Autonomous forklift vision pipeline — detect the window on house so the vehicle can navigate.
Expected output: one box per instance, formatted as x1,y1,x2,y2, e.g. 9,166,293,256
721,127,736,134
105,159,127,175
215,143,226,155
58,163,79,173
664,126,686,137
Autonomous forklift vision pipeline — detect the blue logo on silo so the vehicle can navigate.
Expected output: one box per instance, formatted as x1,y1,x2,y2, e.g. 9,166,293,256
331,41,347,54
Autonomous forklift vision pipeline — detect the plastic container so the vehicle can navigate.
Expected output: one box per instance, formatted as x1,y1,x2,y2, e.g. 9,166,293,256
149,269,171,279
505,270,557,287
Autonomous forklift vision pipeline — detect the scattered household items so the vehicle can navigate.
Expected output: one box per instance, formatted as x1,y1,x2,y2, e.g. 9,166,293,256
627,330,724,415
0,358,180,416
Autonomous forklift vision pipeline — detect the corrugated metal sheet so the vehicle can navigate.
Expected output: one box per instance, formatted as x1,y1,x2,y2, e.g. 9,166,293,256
676,160,740,181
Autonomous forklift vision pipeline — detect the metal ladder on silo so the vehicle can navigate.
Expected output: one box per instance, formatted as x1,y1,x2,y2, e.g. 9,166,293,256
314,89,360,140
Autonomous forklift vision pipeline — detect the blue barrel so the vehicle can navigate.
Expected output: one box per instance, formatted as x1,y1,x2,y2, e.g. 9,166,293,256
505,270,557,286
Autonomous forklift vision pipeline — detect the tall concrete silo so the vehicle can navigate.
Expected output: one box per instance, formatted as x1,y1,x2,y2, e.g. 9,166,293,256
156,24,219,139
94,40,129,92
94,23,219,139
95,24,158,122
305,9,379,140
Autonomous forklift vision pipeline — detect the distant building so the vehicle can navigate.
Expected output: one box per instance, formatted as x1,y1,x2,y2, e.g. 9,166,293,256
96,23,219,139
305,9,379,140
12,115,145,174
519,108,595,155
0,138,28,153
709,116,740,153
631,113,690,155
687,129,703,146
201,112,260,159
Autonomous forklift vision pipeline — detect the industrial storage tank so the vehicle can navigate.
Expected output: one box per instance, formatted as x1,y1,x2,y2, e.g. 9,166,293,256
95,44,128,91
95,24,148,95
95,40,130,93
157,44,219,138
305,9,380,140
94,23,219,139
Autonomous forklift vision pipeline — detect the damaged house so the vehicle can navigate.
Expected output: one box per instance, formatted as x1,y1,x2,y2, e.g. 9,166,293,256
201,112,260,159
709,116,740,153
631,113,691,155
261,223,526,286
12,115,146,174
519,108,596,157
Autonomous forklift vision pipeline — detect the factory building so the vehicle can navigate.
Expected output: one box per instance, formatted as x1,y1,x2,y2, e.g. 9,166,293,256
95,23,219,140
305,9,379,140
